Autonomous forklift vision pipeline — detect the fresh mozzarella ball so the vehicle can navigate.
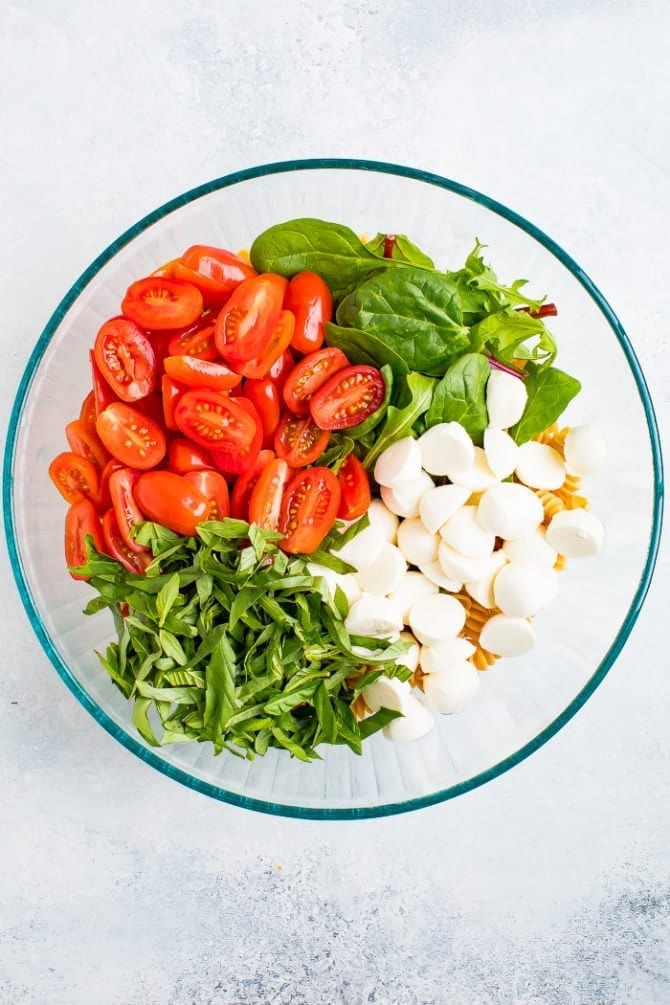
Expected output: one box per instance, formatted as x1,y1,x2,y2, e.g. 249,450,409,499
515,441,566,490
419,561,462,592
337,574,362,606
493,561,559,618
337,522,385,571
423,662,480,714
380,471,434,519
464,549,507,609
306,563,362,604
438,541,492,584
396,630,421,674
477,482,544,540
417,422,475,478
382,696,434,741
448,447,498,492
374,436,422,488
484,428,519,479
355,544,407,596
418,483,470,534
420,637,476,674
408,593,466,646
367,498,400,543
503,528,557,566
440,505,495,559
388,571,438,623
479,614,535,657
361,675,413,713
545,509,605,558
564,425,607,476
486,369,527,429
397,518,440,567
344,593,403,639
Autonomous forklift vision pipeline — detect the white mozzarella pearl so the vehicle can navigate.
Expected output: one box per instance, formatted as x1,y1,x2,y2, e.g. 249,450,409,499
486,369,527,429
564,425,607,476
423,662,480,714
479,614,535,657
476,482,544,540
382,696,435,741
419,483,470,535
515,441,566,490
388,571,439,623
380,471,434,519
493,561,559,618
440,505,495,559
367,498,400,543
417,422,475,478
373,437,422,487
448,447,498,492
344,593,404,639
355,544,407,596
419,637,476,674
503,528,557,566
397,518,440,567
545,509,605,558
408,593,466,646
483,427,520,479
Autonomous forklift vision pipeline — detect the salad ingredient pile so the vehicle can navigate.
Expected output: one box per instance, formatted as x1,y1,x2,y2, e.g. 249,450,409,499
49,222,606,759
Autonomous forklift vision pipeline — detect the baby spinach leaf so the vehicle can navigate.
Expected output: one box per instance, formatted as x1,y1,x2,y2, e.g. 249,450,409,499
325,323,409,383
425,352,490,443
362,371,436,469
365,233,435,269
510,364,582,444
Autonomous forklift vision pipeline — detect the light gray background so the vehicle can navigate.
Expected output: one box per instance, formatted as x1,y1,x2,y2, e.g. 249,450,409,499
1,2,668,1003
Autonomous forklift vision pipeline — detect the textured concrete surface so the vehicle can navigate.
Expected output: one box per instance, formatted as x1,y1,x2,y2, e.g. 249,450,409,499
1,1,668,1002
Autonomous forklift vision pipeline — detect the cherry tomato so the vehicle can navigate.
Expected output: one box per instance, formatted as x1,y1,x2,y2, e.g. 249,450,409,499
89,349,119,416
79,391,97,428
162,375,185,431
274,413,330,467
179,245,256,303
96,402,166,469
267,348,295,393
284,272,333,354
167,318,218,361
238,310,295,380
49,451,99,504
95,459,124,511
174,389,257,453
337,454,371,520
109,467,146,553
184,469,230,519
151,258,180,278
209,397,262,474
230,449,275,520
66,418,109,469
168,438,214,475
248,458,291,531
279,467,341,554
147,330,174,369
309,365,385,430
101,509,152,575
65,499,105,579
133,391,165,427
134,471,211,536
93,317,156,402
242,378,281,449
214,274,287,364
163,355,242,391
282,347,348,415
122,277,203,331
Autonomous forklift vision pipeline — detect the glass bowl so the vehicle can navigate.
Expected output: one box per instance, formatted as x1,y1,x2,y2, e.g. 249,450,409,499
4,159,663,819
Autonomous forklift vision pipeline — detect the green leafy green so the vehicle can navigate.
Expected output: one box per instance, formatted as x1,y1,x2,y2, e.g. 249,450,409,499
324,323,409,383
362,371,437,469
425,352,490,443
365,233,435,269
510,364,582,444
446,239,546,323
470,310,557,369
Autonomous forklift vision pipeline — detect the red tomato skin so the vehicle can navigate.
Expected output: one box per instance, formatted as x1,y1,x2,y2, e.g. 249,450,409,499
284,272,333,354
282,347,348,415
65,499,105,579
167,318,218,361
309,365,386,430
337,454,371,520
66,418,110,470
237,310,295,380
101,509,151,575
248,458,291,531
95,459,124,512
230,449,275,520
209,397,262,475
122,277,203,331
279,467,341,554
184,469,230,520
95,402,166,470
274,413,330,467
242,378,281,449
168,438,215,475
174,389,257,453
163,355,242,391
162,375,185,431
214,274,287,364
267,348,295,393
180,245,256,302
49,452,99,504
79,391,97,428
93,317,156,402
134,471,212,536
109,467,146,553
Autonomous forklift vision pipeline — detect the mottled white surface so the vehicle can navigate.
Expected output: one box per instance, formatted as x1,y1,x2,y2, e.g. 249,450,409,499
1,1,669,1002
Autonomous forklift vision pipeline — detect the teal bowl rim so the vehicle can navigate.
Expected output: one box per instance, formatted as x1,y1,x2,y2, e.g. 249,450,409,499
3,158,664,820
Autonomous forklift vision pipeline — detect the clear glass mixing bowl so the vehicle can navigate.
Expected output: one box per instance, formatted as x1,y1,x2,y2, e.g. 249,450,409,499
3,159,663,818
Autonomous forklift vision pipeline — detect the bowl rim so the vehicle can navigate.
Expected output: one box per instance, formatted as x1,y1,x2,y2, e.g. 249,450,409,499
3,157,664,820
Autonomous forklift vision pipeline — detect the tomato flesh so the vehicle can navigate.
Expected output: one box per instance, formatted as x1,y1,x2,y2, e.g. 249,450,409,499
284,271,333,354
93,317,156,402
102,509,151,575
274,413,330,467
95,459,123,512
174,389,257,452
66,419,109,469
122,277,203,331
167,318,217,361
242,378,281,449
163,355,242,391
184,469,230,520
168,438,214,475
49,451,99,504
134,471,212,536
96,402,166,469
238,309,295,380
337,454,371,520
248,458,291,531
282,347,348,415
79,391,97,427
109,467,147,553
266,348,295,393
279,467,341,554
209,397,262,474
65,499,105,579
309,365,385,430
230,449,275,520
215,274,287,364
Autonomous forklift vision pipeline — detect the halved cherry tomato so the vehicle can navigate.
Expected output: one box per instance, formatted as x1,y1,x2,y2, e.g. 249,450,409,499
267,348,295,393
95,459,123,511
238,310,295,380
242,378,281,449
109,468,146,553
133,392,165,427
171,263,231,307
167,318,217,361
184,470,230,519
279,467,341,554
336,454,371,520
101,509,151,575
214,274,287,364
181,245,256,305
147,330,174,369
209,397,262,475
163,355,242,391
65,499,105,579
174,389,257,453
122,277,203,331
162,375,185,431
274,413,330,467
96,402,166,469
310,365,385,430
66,418,110,469
284,272,333,354
282,347,348,415
168,438,214,475
134,471,211,536
90,350,119,415
49,451,99,504
248,458,291,531
230,449,275,519
93,317,156,402
151,258,180,278
79,391,97,427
